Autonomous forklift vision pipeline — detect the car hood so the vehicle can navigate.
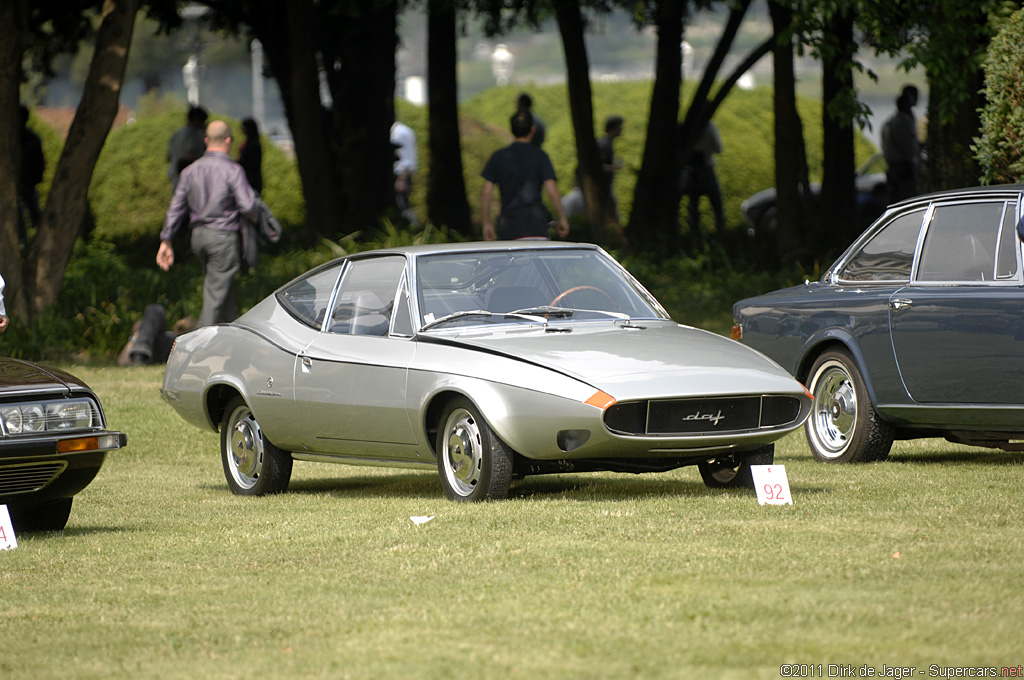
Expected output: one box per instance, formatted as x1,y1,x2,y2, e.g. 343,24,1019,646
430,321,804,399
0,357,85,396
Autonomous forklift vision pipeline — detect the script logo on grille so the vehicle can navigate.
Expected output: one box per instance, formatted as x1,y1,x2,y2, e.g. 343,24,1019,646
683,409,725,427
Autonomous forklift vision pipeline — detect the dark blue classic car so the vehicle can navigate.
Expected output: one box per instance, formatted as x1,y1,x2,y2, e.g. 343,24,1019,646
732,186,1024,462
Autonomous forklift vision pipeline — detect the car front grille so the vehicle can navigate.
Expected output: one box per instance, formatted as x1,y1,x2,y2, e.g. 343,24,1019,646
0,462,67,496
604,396,802,436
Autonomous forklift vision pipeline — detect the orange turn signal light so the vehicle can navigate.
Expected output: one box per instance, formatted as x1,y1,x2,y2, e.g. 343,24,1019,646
730,324,743,341
584,391,617,409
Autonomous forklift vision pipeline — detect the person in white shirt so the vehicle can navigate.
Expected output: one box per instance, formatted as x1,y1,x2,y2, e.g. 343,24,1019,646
390,120,418,225
0,273,8,333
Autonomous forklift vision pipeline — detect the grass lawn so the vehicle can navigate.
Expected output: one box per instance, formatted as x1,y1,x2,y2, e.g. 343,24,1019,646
1,365,1022,679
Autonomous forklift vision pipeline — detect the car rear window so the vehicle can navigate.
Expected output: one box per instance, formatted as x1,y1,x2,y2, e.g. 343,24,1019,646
839,209,924,282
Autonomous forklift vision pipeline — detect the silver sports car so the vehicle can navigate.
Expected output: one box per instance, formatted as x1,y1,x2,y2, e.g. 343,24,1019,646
161,242,812,501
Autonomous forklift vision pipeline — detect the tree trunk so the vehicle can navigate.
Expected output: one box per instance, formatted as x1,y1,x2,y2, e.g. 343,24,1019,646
924,71,984,192
628,0,684,255
426,0,473,237
0,0,28,317
554,0,618,246
24,0,139,316
327,0,398,233
818,6,857,253
768,0,811,265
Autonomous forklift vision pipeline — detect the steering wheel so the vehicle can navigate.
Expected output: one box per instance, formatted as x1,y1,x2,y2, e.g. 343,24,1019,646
549,285,616,308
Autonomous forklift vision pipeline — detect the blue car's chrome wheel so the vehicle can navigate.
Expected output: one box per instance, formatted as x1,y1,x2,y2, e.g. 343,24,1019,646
805,350,893,463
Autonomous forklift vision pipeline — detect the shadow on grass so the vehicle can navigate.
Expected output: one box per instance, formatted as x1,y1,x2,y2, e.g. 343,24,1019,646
275,469,832,501
890,450,1024,466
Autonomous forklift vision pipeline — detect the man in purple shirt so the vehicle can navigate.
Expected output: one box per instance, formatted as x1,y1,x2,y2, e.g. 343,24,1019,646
157,120,256,327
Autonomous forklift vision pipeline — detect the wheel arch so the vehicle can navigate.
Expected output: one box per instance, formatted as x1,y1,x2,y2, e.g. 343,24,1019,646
205,382,245,432
795,332,882,406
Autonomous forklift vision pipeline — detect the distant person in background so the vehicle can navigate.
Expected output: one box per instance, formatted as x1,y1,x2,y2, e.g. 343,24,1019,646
0,273,8,333
19,104,45,242
881,85,921,202
390,118,419,226
237,117,263,195
684,120,725,236
597,115,625,218
166,106,208,190
517,92,546,149
481,110,569,241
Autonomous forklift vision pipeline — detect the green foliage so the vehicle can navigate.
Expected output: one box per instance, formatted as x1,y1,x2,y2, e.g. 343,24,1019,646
976,7,1024,184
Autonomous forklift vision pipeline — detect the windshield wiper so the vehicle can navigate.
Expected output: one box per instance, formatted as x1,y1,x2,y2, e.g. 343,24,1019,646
508,306,574,318
420,309,496,331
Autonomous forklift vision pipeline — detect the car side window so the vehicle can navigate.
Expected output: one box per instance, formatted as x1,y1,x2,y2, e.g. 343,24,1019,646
328,256,406,336
391,276,414,337
995,202,1020,280
917,201,1003,282
277,264,344,329
839,209,924,282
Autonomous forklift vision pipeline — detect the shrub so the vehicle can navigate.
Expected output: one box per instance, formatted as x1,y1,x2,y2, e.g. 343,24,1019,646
975,7,1024,184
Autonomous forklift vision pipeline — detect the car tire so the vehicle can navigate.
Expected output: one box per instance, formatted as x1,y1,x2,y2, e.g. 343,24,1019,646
436,397,513,502
698,444,774,489
220,396,293,496
805,349,894,463
8,498,73,533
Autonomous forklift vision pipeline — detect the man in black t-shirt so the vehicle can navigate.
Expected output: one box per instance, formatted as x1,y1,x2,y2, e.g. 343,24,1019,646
480,110,569,241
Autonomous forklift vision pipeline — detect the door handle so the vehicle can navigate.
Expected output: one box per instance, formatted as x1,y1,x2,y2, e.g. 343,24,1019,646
301,356,312,372
889,298,912,311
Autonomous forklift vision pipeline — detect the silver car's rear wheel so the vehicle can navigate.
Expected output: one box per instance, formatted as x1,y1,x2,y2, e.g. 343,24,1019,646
805,350,893,463
436,398,512,502
220,396,293,495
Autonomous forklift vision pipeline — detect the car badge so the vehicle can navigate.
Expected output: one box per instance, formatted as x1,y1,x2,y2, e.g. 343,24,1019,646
683,409,725,426
267,377,274,389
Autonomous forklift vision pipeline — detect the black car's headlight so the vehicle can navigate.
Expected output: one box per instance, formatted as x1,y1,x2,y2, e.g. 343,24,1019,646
2,399,99,435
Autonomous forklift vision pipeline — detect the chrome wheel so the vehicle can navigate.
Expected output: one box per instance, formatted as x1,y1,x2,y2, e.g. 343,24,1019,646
220,396,292,496
435,398,513,502
226,403,264,490
808,360,858,459
440,407,483,497
804,350,893,463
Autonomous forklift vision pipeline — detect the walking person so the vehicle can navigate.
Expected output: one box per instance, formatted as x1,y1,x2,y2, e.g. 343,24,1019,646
237,117,263,195
157,120,256,327
517,92,546,149
0,273,9,333
166,106,208,191
480,110,569,241
684,120,726,238
18,104,45,244
881,86,922,202
390,118,418,225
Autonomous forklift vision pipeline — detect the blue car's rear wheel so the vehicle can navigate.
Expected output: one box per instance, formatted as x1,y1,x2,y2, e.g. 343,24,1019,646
220,396,293,495
805,350,893,463
436,398,512,502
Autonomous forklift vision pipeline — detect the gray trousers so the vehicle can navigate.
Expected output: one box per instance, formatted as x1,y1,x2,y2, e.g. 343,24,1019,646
191,227,241,327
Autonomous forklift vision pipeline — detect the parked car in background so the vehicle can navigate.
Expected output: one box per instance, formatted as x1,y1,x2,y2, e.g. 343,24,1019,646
740,153,889,236
0,359,127,532
162,242,813,501
733,186,1024,463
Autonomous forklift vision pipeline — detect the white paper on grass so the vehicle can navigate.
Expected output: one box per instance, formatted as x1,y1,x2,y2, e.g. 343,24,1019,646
750,465,793,505
0,505,18,550
410,516,435,526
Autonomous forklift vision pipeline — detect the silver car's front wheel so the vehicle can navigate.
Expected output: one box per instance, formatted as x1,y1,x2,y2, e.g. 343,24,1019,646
805,350,893,463
436,398,512,502
220,396,293,495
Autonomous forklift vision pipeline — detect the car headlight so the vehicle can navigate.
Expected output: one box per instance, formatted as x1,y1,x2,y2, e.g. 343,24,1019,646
2,399,98,435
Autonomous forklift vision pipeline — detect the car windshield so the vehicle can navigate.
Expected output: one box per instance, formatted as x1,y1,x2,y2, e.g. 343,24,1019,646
415,248,666,330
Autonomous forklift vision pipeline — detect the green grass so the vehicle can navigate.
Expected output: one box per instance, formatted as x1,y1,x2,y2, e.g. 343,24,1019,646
2,366,1022,679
